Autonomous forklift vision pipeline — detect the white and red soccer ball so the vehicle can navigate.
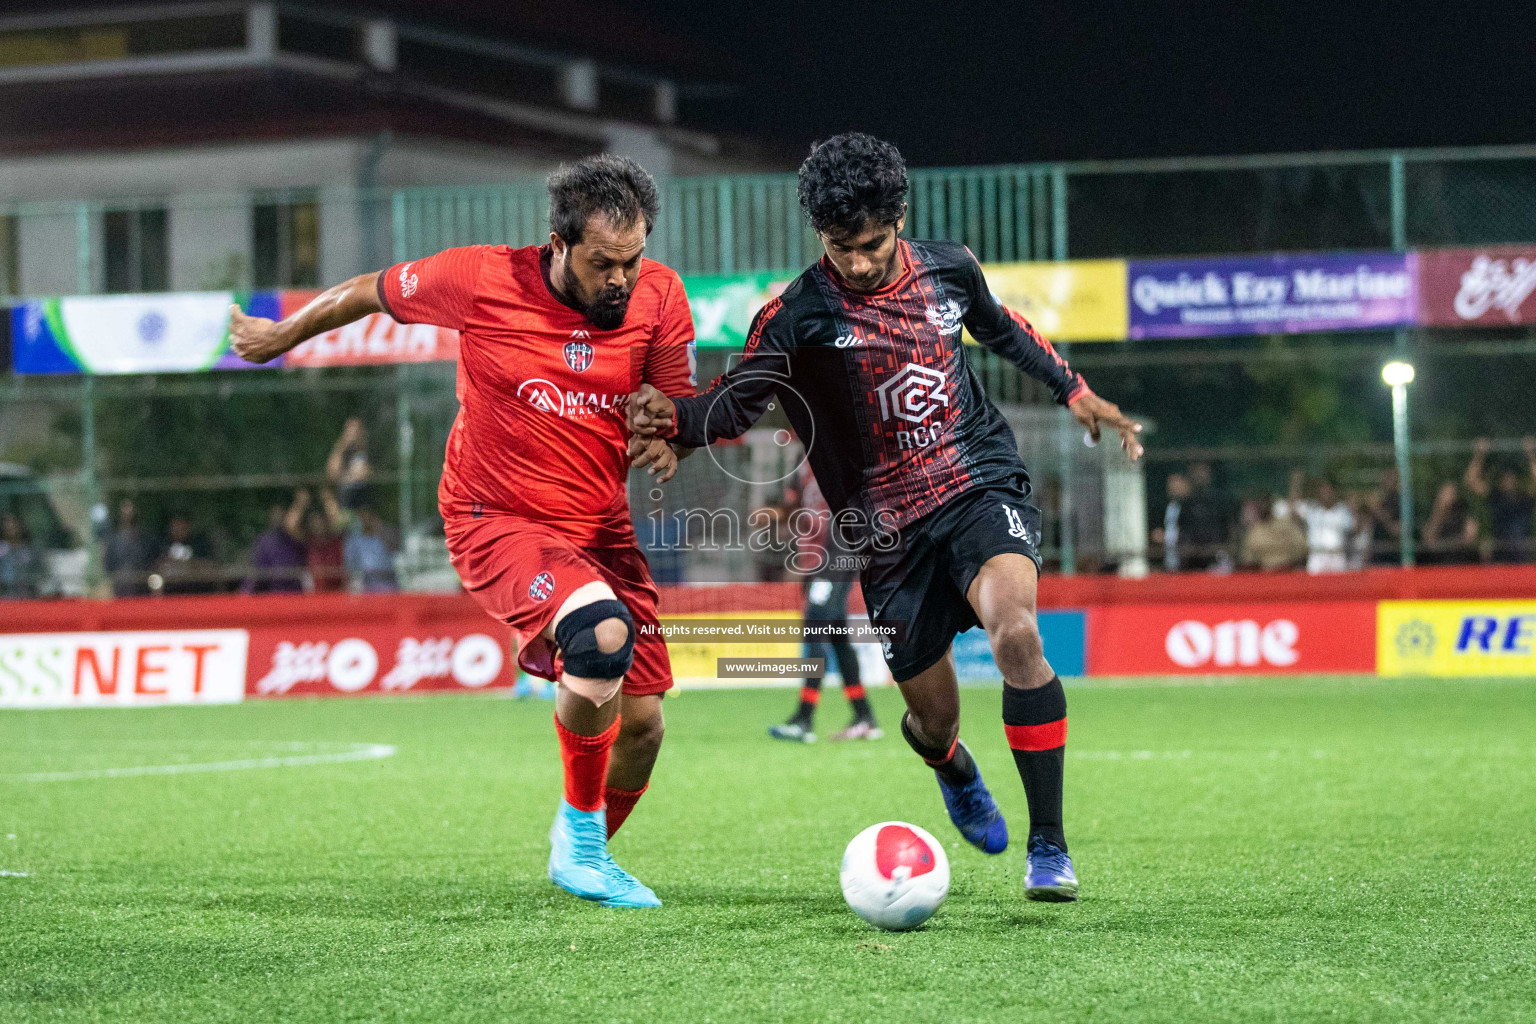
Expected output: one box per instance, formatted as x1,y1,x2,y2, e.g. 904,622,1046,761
839,821,950,930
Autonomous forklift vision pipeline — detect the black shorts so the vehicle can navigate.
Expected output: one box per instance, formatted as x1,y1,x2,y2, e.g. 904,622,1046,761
862,479,1043,682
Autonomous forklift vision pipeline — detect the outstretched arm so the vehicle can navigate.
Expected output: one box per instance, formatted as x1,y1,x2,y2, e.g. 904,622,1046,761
234,246,486,364
962,253,1143,460
231,274,382,364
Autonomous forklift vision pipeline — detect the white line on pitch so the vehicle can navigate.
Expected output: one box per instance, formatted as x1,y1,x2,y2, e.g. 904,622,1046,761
6,743,397,783
0,870,27,877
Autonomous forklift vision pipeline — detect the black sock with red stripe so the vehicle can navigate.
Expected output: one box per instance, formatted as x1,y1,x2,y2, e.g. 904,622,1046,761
790,683,821,725
1003,676,1068,851
843,683,874,722
900,713,977,787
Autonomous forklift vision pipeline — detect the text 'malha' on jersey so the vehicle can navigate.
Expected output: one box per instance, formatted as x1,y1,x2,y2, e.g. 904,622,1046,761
379,244,696,543
665,239,1089,539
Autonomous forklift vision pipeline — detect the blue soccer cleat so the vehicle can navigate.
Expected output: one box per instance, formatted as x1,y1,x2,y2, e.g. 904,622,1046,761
547,799,661,909
1024,835,1079,902
769,721,816,743
936,749,1009,854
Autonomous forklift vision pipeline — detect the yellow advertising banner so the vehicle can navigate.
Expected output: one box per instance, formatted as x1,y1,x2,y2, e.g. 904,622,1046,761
662,612,801,687
975,260,1129,342
1377,601,1536,677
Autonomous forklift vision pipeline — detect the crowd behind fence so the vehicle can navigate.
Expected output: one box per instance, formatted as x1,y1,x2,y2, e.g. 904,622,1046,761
2,144,1536,597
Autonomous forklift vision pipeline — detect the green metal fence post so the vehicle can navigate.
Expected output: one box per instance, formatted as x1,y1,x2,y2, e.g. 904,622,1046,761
717,178,735,276
391,190,408,264
396,363,414,583
1388,152,1416,566
1051,166,1077,576
81,376,101,593
75,202,92,294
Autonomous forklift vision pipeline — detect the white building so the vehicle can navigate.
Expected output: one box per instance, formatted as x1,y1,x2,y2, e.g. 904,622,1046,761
0,2,779,296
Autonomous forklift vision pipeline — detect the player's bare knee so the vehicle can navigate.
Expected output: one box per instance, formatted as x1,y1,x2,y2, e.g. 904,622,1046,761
594,616,629,655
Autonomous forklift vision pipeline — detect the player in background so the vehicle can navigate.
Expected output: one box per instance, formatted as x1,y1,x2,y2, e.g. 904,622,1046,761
629,134,1142,902
769,461,882,743
230,156,695,910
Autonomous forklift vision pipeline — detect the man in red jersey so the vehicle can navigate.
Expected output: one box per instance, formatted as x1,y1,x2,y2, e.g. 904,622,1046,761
229,156,695,909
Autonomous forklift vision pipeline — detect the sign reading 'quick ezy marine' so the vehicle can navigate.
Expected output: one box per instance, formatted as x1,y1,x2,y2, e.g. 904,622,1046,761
1126,252,1415,339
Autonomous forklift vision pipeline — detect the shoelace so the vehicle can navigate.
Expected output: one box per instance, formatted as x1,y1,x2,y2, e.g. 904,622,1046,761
949,779,995,827
1027,837,1070,872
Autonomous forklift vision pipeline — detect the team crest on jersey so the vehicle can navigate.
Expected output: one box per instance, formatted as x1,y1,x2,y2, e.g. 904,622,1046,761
528,572,556,602
563,340,595,372
925,299,964,336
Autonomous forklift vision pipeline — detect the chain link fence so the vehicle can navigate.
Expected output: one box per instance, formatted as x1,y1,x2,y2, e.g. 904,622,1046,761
3,145,1536,595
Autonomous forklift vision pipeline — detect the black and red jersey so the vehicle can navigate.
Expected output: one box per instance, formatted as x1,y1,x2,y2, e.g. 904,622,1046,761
668,238,1090,540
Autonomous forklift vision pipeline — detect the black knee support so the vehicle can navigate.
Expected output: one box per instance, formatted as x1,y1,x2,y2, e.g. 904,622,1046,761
555,599,635,679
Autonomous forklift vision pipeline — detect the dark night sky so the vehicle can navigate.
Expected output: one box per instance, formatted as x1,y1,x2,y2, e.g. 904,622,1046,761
6,0,1533,166
616,0,1536,166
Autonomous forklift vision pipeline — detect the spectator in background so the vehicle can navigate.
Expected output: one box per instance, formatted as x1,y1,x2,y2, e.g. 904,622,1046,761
244,495,307,594
290,489,345,592
1284,471,1354,574
1239,493,1307,571
156,514,219,595
345,506,399,593
1363,468,1403,565
1180,461,1237,571
1464,437,1536,563
328,417,373,512
0,512,44,598
104,498,156,597
1152,472,1190,572
1419,479,1480,565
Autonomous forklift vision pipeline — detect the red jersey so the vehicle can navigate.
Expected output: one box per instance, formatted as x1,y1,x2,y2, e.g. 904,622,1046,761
378,244,696,543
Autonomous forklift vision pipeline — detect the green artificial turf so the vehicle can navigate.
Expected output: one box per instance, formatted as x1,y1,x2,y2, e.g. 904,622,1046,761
2,677,1534,1023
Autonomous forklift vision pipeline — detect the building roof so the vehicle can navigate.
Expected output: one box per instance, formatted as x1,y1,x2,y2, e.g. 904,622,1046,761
0,2,734,159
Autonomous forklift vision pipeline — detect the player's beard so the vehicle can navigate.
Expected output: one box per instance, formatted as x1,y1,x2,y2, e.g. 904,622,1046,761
584,286,630,331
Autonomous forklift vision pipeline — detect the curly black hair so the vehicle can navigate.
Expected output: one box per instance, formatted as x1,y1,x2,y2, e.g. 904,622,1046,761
797,133,909,235
547,154,660,244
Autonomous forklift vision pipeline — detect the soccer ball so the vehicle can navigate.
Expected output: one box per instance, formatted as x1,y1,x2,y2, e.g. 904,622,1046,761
839,821,950,930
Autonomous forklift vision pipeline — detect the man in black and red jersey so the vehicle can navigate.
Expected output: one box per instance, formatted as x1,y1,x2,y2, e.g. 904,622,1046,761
229,156,695,910
628,134,1143,903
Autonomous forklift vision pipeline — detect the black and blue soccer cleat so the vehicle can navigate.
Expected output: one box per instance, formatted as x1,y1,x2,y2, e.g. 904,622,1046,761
1024,835,1079,901
936,752,1009,854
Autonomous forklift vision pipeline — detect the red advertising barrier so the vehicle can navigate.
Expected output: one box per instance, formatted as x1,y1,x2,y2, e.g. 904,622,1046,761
1416,246,1536,328
1087,601,1377,675
0,593,514,703
655,565,1536,615
2,565,1531,701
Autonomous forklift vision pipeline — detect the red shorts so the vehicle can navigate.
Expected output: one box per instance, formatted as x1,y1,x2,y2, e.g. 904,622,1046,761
445,513,672,696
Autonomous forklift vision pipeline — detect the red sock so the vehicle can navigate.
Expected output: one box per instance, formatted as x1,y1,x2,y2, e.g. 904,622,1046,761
604,783,648,837
555,714,620,812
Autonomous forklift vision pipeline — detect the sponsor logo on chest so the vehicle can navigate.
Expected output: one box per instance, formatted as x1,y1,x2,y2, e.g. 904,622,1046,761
874,362,950,450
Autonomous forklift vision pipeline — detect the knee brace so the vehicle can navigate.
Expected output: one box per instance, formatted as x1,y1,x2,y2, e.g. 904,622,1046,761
555,599,635,682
